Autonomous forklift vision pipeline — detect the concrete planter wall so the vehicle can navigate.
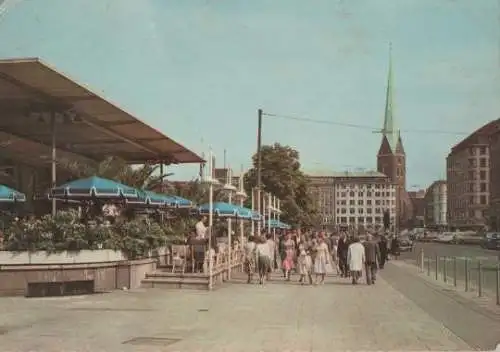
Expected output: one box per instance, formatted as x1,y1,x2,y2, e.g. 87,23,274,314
0,247,169,297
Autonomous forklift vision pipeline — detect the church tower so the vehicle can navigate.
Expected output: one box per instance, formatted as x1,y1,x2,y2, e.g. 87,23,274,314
376,44,407,228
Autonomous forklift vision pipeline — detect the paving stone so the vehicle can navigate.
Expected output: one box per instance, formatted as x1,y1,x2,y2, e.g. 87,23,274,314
0,271,470,351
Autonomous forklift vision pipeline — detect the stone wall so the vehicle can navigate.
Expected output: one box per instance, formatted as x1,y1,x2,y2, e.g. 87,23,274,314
0,249,167,297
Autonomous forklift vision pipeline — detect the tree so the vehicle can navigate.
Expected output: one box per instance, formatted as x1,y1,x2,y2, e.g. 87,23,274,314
244,143,320,228
59,156,167,190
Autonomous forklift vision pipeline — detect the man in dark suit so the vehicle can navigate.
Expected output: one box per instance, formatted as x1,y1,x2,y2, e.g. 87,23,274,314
363,233,380,285
337,232,349,277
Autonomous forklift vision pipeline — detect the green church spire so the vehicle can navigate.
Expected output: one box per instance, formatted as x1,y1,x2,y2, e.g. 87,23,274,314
382,42,399,152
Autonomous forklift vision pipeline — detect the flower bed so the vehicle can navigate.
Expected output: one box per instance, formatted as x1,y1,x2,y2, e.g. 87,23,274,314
3,210,182,260
0,210,186,296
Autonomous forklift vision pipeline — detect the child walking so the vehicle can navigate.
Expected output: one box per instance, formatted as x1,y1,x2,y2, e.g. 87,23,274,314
297,248,313,285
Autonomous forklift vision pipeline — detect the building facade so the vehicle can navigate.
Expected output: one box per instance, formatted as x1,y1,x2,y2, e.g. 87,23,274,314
307,171,396,231
446,119,499,229
407,190,426,227
488,126,500,230
375,45,411,229
423,180,447,228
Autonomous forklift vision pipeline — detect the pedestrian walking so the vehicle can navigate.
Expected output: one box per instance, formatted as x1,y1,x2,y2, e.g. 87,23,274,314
337,233,349,277
266,233,276,279
378,235,388,269
347,236,365,285
244,236,257,284
313,235,330,285
282,233,296,281
363,233,380,285
391,236,400,260
297,248,313,285
256,236,272,285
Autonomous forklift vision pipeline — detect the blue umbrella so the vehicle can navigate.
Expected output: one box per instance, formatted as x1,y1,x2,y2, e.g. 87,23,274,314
252,211,262,221
266,218,291,229
198,202,244,218
234,205,253,220
0,185,26,202
51,176,138,199
170,195,194,208
129,190,178,207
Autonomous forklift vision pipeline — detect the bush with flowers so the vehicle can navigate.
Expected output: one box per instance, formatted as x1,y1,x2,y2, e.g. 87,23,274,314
2,209,172,259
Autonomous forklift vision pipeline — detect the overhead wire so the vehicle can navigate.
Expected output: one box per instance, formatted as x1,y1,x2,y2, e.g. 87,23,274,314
263,112,469,136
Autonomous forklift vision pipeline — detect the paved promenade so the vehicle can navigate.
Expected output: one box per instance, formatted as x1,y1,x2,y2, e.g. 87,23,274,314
0,267,472,351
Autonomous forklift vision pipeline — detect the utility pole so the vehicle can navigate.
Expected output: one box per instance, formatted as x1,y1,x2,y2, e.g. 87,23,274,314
257,109,263,190
256,109,263,235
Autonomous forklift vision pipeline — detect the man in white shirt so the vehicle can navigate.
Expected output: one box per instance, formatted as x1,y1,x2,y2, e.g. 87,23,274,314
195,216,207,239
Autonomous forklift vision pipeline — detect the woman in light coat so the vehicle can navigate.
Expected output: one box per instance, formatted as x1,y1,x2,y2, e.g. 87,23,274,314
347,237,365,285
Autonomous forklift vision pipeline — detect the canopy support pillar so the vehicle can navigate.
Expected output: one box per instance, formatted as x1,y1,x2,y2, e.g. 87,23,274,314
50,112,57,216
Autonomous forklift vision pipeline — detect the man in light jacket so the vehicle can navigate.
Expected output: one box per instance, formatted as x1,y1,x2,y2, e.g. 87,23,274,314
347,236,365,285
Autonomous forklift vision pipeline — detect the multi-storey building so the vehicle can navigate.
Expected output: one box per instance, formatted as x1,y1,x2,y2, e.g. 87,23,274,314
446,119,499,228
307,171,396,231
407,190,426,227
488,125,500,230
423,180,447,228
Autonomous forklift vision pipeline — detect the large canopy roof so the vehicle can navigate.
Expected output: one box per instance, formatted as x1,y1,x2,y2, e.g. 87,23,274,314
0,57,203,165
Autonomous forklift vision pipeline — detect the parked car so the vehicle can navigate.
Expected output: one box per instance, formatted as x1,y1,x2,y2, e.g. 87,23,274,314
453,231,482,245
479,233,500,250
398,236,414,252
435,233,455,244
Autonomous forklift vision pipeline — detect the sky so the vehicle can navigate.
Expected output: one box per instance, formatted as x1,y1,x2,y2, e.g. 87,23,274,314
0,0,498,189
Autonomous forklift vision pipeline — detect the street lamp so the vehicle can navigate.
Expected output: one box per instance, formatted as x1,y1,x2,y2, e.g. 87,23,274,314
222,166,237,280
201,148,220,291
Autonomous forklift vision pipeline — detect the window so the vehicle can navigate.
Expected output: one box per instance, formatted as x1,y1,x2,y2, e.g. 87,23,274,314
358,200,363,206
480,170,486,180
349,200,355,205
358,217,364,223
340,217,347,223
468,158,476,167
358,192,364,197
375,200,381,205
367,208,372,214
367,191,372,197
341,208,347,214
375,192,380,197
480,195,487,205
349,191,355,197
480,146,487,155
350,208,355,214
349,217,355,223
480,158,487,168
367,199,372,205
358,208,364,214
469,196,474,205
469,147,476,156
468,171,475,180
480,183,487,192
366,217,373,223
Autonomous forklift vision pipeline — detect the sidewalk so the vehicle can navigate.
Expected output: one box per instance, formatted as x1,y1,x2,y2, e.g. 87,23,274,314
0,271,470,351
382,260,500,350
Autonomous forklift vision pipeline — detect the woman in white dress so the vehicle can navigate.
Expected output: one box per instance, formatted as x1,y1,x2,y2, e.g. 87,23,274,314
313,236,330,285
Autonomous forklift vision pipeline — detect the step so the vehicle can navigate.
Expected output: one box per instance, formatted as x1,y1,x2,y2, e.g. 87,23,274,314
141,277,209,290
146,271,209,280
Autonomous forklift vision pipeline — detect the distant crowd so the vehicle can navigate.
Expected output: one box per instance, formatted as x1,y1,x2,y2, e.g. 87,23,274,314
243,230,402,285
